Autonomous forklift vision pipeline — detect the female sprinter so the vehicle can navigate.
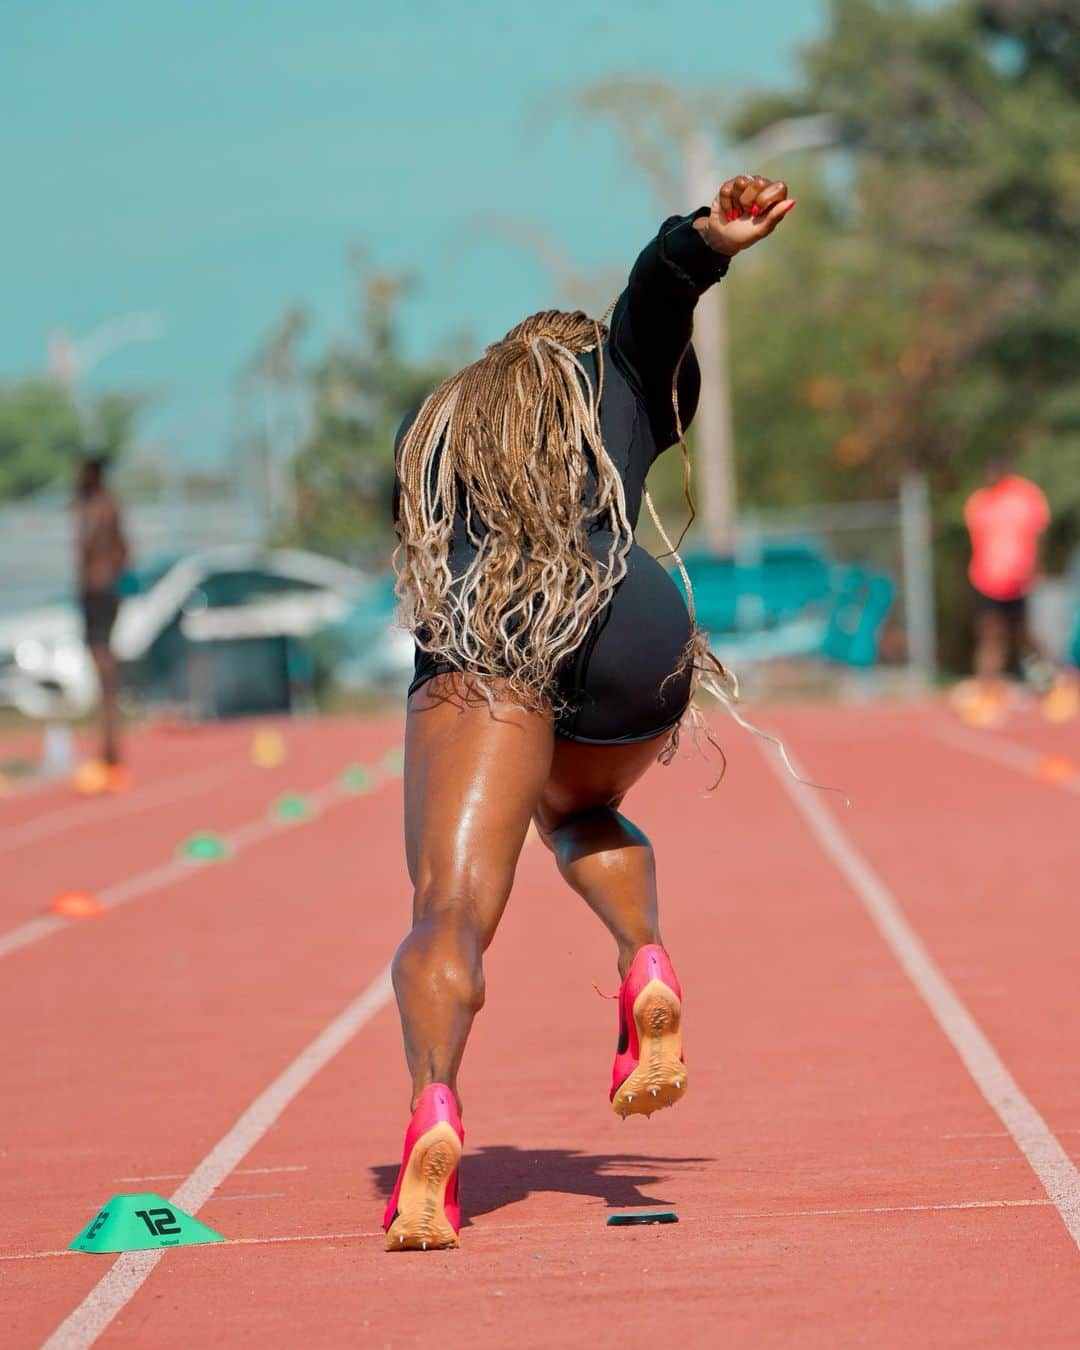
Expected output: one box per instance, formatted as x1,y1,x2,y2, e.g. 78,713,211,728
384,175,795,1250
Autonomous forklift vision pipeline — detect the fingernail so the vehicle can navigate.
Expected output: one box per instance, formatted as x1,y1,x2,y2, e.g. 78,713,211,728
727,210,738,221
750,204,760,217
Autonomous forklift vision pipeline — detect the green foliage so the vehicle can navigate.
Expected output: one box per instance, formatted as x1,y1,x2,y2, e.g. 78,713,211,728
726,0,1080,668
265,1,1079,672
255,264,458,565
0,380,141,500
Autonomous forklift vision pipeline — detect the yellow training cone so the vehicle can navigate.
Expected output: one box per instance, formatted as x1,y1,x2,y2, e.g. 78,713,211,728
1036,754,1076,785
73,761,111,796
251,728,286,768
1042,682,1079,724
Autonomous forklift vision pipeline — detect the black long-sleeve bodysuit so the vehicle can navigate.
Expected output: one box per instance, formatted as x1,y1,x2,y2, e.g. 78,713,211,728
395,210,730,744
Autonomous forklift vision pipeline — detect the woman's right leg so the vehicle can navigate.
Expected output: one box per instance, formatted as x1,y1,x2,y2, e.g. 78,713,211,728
394,675,554,1109
974,608,1008,682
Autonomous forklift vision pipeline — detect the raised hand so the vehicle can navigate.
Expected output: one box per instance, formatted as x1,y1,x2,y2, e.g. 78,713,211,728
692,175,796,256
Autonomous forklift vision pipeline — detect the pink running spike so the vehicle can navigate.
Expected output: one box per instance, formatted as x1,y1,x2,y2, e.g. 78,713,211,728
609,945,687,1118
383,1083,463,1250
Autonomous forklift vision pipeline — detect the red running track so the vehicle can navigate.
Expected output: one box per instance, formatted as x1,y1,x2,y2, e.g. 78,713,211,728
1,702,1078,1348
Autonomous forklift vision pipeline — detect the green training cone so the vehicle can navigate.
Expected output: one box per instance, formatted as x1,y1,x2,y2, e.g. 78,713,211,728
181,831,229,862
341,764,371,793
70,1193,225,1253
382,746,405,776
273,792,311,822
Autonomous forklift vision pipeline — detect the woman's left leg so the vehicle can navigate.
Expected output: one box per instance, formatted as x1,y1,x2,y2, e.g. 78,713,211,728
534,732,689,1118
533,732,670,976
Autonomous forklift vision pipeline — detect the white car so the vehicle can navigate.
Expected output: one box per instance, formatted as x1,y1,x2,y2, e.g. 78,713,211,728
0,546,369,718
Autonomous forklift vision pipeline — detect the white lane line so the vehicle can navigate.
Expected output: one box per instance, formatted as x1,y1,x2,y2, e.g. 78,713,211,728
115,1165,309,1183
944,1129,1080,1140
0,761,399,964
0,764,228,855
2,1230,378,1263
6,1195,1059,1266
930,720,1080,792
0,772,71,804
42,964,394,1349
727,1198,1053,1220
216,1228,374,1246
0,914,66,960
234,1164,310,1175
203,1191,285,1202
758,741,1080,1250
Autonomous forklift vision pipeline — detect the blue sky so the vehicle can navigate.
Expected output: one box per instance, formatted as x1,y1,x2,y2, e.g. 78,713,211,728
2,0,822,465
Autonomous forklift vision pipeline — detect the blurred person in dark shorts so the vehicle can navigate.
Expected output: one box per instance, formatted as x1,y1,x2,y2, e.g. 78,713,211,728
73,455,131,792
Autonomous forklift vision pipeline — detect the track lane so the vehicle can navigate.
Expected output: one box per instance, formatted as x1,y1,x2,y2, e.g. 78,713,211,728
763,700,1080,1154
0,718,407,1346
1,718,383,935
0,722,254,828
36,715,1077,1349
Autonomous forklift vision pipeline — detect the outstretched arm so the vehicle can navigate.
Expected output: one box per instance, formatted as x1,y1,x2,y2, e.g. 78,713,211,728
608,174,795,410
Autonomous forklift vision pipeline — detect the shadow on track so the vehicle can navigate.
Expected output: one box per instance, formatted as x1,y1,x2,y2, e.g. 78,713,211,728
372,1146,711,1224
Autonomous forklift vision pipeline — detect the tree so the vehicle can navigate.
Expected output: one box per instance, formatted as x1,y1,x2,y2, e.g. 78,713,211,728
0,380,142,500
725,0,1080,666
257,253,462,565
240,305,310,526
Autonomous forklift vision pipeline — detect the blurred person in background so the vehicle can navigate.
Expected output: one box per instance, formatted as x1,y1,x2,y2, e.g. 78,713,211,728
383,175,795,1251
965,457,1049,685
73,454,131,793
959,457,1077,724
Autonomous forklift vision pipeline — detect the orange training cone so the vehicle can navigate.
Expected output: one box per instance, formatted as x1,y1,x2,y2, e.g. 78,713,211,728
49,890,105,919
1035,754,1076,785
105,764,134,794
1042,681,1079,724
73,761,111,796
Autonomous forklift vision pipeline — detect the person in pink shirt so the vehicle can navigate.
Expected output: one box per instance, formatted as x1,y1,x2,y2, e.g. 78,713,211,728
964,459,1050,686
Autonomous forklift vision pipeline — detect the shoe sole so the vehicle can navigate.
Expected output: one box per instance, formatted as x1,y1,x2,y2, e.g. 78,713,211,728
612,978,687,1119
384,1122,461,1251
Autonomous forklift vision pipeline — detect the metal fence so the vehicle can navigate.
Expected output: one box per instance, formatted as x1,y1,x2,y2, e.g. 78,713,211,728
738,474,936,683
0,494,265,615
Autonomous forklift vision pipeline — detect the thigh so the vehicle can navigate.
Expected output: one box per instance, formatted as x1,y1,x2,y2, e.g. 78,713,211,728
82,590,119,651
1007,596,1030,643
404,674,555,934
535,730,669,831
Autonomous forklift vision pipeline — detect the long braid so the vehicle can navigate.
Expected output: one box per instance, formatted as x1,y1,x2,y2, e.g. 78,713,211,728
393,310,632,714
395,304,843,800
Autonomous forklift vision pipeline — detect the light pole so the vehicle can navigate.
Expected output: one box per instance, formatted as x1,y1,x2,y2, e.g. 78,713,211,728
687,115,836,554
687,131,738,556
48,313,164,390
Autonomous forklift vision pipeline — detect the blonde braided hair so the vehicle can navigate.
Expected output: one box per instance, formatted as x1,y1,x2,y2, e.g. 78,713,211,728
393,305,841,799
393,309,633,714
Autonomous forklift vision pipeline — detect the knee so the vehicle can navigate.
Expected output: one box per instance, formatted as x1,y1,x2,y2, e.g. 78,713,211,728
391,901,487,1014
545,806,652,868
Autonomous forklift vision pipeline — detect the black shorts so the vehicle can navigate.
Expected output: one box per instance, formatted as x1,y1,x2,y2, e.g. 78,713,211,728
81,589,119,648
972,587,1028,626
408,539,694,745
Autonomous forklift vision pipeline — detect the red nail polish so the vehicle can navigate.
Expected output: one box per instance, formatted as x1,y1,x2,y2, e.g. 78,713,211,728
750,204,760,217
727,210,738,222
